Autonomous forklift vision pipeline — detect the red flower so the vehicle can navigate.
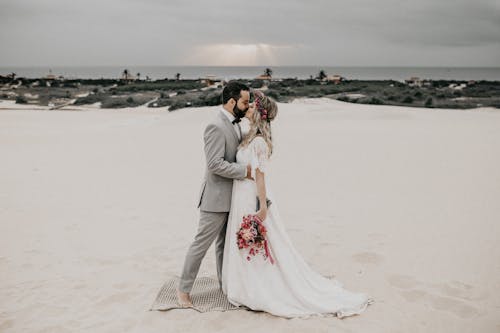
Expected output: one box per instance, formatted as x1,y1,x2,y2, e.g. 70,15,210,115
236,214,275,265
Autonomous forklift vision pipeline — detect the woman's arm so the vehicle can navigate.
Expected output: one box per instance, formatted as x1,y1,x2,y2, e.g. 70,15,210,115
255,168,268,221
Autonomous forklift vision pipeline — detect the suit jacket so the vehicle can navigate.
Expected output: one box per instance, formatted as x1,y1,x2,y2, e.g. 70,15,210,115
197,110,247,212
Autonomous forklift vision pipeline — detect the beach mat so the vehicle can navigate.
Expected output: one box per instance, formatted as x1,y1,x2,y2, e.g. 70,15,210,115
149,276,246,313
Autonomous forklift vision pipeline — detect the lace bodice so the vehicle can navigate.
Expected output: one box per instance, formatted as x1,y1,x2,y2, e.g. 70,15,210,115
236,136,270,179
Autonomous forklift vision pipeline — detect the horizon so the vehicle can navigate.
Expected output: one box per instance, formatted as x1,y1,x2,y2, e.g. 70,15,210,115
2,65,500,68
2,65,500,81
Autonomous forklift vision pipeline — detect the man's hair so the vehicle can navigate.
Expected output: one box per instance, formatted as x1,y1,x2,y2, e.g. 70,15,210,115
222,81,249,105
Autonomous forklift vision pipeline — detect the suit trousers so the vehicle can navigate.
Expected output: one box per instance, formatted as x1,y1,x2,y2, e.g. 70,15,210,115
178,210,229,293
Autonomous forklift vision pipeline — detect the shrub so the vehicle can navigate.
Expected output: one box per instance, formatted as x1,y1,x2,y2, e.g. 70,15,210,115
250,80,264,88
16,95,28,104
402,96,414,103
101,95,150,108
74,93,103,105
201,92,221,106
266,90,281,101
101,99,129,108
149,97,172,108
425,97,433,107
368,97,383,105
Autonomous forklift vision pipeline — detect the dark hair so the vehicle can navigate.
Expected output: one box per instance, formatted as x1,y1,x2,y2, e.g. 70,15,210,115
222,81,249,105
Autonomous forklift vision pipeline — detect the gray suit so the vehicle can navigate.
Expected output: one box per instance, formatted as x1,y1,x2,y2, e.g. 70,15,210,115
178,110,246,293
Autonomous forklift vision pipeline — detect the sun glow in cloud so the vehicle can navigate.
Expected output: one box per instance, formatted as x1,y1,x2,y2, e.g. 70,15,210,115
184,43,296,66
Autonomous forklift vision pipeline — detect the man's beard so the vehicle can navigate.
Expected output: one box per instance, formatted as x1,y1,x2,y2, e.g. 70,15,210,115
233,104,248,119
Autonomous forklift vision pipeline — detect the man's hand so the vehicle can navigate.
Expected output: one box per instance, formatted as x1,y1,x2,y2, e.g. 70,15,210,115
246,164,254,180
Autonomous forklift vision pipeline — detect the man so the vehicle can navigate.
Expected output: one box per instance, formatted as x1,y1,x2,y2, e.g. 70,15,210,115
177,81,253,307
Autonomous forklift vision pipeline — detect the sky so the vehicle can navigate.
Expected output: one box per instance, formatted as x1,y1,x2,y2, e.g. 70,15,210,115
0,0,499,67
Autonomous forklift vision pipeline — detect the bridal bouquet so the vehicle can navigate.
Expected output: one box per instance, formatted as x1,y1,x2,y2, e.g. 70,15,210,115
236,214,275,265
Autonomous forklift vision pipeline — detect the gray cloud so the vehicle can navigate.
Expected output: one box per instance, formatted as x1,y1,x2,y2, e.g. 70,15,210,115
0,0,499,66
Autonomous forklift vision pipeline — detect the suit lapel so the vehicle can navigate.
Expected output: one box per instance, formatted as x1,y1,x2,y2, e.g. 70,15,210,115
218,110,240,143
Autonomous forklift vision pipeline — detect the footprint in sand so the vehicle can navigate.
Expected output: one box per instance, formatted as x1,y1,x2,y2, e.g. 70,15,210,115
387,274,420,289
0,319,14,331
387,274,481,318
427,293,479,318
113,282,130,289
431,281,488,302
352,252,384,264
399,289,427,301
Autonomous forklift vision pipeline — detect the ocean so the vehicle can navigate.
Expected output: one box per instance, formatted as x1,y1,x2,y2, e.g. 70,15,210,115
1,66,499,81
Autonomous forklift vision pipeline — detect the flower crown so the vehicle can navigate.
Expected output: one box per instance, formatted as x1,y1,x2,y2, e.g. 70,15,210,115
253,90,269,121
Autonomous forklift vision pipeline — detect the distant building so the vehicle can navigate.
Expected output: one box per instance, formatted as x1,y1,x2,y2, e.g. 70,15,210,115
326,75,345,84
200,75,219,86
405,77,423,87
45,69,64,80
448,83,467,90
255,74,272,80
0,73,16,80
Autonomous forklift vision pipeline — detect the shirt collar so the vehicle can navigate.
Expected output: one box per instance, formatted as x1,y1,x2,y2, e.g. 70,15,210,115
220,106,236,123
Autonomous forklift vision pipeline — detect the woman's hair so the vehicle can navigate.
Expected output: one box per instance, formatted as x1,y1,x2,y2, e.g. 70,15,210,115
240,90,278,155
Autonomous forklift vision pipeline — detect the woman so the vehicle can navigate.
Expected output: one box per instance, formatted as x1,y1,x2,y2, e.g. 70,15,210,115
221,91,373,319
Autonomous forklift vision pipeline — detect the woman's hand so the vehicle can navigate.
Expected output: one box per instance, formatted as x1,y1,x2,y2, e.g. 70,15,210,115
256,207,267,222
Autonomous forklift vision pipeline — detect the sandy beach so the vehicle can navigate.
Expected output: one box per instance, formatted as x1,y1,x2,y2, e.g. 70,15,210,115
1,98,499,332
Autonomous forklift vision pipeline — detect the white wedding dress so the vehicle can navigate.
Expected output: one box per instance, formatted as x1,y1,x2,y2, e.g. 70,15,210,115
221,135,373,319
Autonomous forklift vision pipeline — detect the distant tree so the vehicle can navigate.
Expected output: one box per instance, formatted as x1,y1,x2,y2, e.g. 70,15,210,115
317,70,327,81
264,68,273,77
136,72,141,80
122,69,130,80
175,73,181,80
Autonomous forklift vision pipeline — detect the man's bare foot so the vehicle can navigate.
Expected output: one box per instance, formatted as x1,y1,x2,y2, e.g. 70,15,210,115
176,289,193,308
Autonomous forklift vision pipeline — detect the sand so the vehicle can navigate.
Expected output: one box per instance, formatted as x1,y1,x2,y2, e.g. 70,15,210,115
1,99,499,332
